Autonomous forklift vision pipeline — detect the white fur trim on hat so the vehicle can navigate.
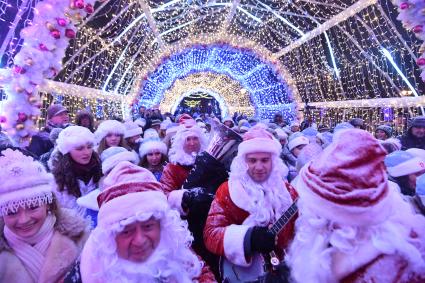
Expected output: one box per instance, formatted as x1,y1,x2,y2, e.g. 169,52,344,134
237,137,281,156
386,156,425,177
57,126,95,154
98,191,168,228
76,189,100,211
139,139,168,158
288,135,309,151
144,128,160,139
124,126,143,139
0,149,54,216
406,148,425,161
94,120,125,144
102,151,138,174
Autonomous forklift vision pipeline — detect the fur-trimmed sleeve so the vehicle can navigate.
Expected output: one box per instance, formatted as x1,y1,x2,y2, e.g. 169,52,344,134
159,163,189,195
203,182,249,260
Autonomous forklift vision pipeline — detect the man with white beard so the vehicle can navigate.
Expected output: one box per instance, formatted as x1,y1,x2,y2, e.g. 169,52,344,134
288,129,425,283
67,162,216,283
203,125,297,281
160,114,208,211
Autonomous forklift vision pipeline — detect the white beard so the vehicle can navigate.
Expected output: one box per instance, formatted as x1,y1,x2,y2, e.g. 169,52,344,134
169,151,197,166
286,191,425,283
98,238,195,283
231,172,292,227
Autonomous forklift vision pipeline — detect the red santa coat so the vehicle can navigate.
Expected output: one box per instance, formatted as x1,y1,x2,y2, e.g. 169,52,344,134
160,163,191,195
341,253,424,283
204,180,298,267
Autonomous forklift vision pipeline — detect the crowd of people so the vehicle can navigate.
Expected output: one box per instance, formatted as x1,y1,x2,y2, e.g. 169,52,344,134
0,103,424,282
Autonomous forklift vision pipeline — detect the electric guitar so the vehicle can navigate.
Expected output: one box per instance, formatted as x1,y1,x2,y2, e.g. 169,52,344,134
220,200,298,283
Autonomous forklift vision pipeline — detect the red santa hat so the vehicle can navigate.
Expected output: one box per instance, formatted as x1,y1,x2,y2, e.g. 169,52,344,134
296,129,391,226
172,114,205,146
237,125,282,157
96,161,166,228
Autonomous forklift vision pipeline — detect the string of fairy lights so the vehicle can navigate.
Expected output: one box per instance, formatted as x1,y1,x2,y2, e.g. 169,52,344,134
1,0,424,129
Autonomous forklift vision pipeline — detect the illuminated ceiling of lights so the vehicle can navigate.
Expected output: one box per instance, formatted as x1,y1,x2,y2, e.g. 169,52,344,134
1,0,424,117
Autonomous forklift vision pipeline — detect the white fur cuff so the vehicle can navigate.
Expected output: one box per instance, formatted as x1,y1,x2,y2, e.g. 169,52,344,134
223,224,251,267
168,189,187,216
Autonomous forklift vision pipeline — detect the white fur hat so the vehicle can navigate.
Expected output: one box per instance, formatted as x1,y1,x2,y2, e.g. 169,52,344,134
237,125,281,157
144,128,160,139
139,138,168,158
100,146,139,174
0,148,54,216
123,121,143,139
384,150,425,177
56,126,95,155
288,132,310,152
94,120,125,144
134,117,146,128
275,128,288,140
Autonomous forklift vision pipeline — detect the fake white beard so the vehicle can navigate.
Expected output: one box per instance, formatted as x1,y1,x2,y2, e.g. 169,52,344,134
169,150,197,166
90,210,202,283
238,172,292,227
229,155,292,227
286,192,425,283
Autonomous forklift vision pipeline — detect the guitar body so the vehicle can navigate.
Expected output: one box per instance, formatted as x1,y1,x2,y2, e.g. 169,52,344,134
220,254,266,283
219,200,299,283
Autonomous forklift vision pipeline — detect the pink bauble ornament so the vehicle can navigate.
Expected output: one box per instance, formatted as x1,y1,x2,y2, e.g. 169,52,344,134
400,2,409,9
57,18,68,27
39,43,49,51
417,58,425,66
50,29,61,39
65,29,76,38
85,3,94,13
0,116,6,123
17,112,28,122
413,25,423,33
13,66,26,74
74,0,84,9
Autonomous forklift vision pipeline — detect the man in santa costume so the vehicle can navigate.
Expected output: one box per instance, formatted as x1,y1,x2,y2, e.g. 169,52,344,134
160,114,208,211
288,128,425,283
203,125,297,276
73,161,216,283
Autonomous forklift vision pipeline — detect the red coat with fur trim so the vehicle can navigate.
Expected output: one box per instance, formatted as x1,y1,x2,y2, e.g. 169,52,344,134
160,163,191,195
204,180,297,266
0,209,88,283
341,254,425,282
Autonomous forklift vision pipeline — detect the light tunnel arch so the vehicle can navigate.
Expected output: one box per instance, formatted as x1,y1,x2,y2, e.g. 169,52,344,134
136,42,299,120
159,72,255,118
170,88,229,117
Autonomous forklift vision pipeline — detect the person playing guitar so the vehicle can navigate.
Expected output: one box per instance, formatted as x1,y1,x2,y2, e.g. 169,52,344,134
204,125,298,282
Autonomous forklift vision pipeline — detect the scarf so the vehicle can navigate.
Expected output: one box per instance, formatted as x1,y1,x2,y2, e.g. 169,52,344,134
4,214,56,282
71,156,101,185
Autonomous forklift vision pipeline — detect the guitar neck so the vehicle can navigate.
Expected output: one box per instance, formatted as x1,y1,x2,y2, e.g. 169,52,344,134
269,201,298,236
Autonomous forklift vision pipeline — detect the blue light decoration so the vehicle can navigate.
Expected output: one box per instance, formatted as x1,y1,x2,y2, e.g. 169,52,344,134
96,99,103,119
382,107,393,122
136,44,296,121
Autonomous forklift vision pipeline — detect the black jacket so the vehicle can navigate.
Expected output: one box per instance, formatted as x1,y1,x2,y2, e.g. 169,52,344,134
399,128,425,150
27,128,53,158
